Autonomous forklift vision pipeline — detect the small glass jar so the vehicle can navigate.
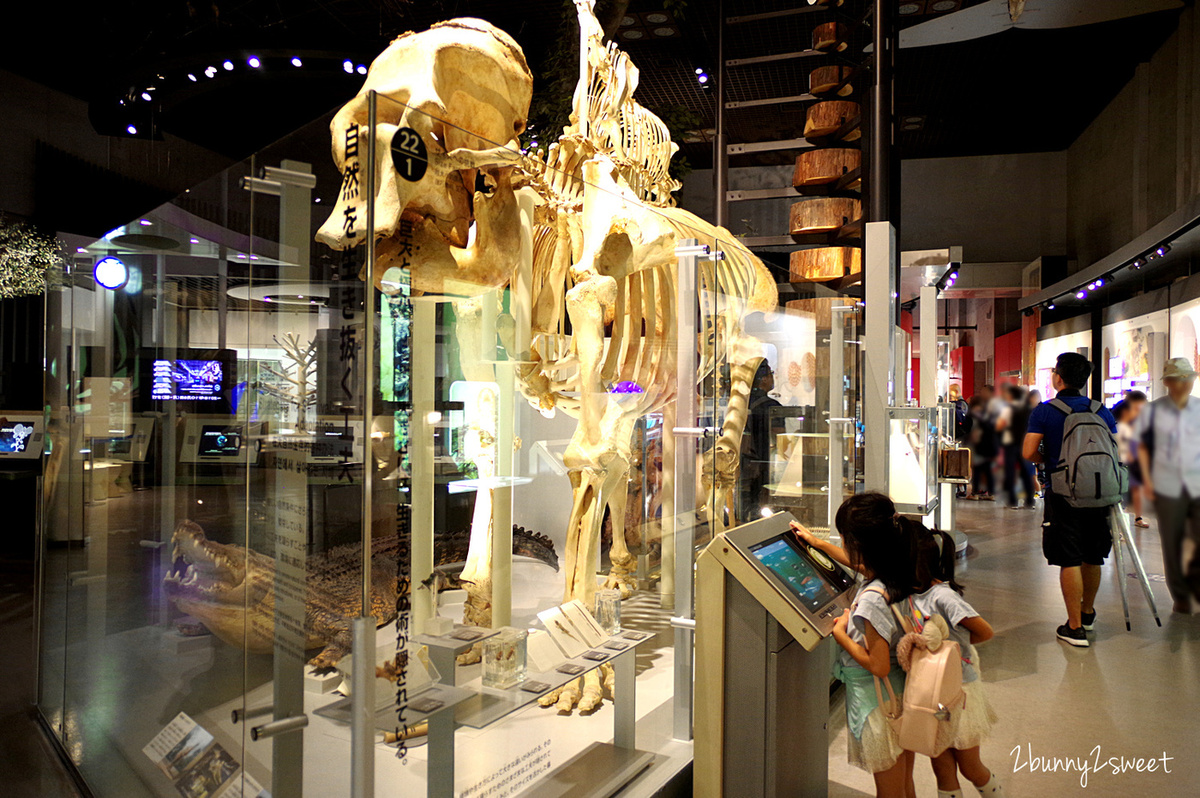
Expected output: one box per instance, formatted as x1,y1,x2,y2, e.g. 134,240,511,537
481,627,528,689
594,589,622,636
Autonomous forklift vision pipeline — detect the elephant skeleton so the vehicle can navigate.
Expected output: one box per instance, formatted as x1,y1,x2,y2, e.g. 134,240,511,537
318,4,778,713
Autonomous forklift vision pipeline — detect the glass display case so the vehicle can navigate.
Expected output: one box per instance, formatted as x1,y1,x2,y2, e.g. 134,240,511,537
886,406,939,515
35,9,871,794
33,86,876,798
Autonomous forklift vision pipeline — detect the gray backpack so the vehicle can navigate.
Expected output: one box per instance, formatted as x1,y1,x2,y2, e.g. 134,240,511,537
1047,398,1128,508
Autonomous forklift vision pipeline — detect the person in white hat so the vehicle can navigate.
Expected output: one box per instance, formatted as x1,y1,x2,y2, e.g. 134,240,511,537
1136,357,1200,614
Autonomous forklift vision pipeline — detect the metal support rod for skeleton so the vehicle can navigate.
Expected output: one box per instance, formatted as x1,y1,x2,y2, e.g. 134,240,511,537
350,92,378,798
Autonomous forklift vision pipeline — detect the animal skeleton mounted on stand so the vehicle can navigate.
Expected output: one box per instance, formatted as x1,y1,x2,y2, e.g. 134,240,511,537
316,1,777,713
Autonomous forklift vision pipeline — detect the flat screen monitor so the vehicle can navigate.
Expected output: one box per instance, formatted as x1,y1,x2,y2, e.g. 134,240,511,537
197,425,241,457
141,349,236,413
0,414,44,460
749,533,855,614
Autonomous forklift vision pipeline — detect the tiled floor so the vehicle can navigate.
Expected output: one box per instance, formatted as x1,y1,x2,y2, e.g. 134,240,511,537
0,557,81,798
828,497,1200,798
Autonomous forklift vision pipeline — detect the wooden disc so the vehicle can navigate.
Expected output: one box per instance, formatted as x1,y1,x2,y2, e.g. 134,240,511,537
786,297,844,327
812,22,849,52
792,149,862,187
789,247,863,282
805,101,862,141
789,198,862,235
809,65,854,97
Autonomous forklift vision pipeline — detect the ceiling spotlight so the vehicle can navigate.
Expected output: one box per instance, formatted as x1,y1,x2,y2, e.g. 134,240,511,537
141,91,152,101
205,66,217,78
1087,282,1096,290
190,238,199,244
356,64,367,74
94,257,129,290
698,74,709,84
343,60,354,73
291,57,303,67
247,56,261,68
126,124,138,135
1095,278,1105,288
1047,302,1056,310
314,197,322,203
76,247,87,254
1076,291,1086,299
223,60,234,71
695,67,704,75
187,73,197,82
1155,244,1171,258
1023,308,1034,317
139,219,152,226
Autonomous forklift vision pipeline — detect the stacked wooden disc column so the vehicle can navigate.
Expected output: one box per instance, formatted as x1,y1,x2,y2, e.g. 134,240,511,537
788,19,864,290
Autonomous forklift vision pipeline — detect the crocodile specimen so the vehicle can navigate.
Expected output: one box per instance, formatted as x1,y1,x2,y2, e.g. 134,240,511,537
163,519,558,669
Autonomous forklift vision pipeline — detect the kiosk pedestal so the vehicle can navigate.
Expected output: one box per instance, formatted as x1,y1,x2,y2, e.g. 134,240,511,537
695,513,856,798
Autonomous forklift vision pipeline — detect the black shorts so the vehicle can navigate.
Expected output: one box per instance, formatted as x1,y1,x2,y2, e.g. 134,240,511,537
1042,491,1113,567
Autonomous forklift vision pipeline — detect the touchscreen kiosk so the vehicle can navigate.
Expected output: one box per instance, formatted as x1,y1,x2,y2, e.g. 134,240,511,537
181,418,246,464
0,414,44,460
695,512,857,798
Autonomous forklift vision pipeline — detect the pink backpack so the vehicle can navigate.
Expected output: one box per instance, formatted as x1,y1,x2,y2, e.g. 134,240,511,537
867,590,966,757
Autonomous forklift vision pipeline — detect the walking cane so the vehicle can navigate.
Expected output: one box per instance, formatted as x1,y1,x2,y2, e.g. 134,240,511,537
1108,506,1163,631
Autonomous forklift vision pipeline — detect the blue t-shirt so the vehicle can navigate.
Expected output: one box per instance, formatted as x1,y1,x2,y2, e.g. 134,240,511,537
1026,389,1118,467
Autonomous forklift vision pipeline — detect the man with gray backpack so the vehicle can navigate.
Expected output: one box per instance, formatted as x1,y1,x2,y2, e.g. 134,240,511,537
1023,353,1122,647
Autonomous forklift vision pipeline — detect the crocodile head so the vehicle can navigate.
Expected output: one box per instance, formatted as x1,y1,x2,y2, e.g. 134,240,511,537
163,520,278,653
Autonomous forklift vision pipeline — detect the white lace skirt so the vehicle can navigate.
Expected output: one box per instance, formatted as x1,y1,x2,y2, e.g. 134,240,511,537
933,679,999,754
847,705,905,773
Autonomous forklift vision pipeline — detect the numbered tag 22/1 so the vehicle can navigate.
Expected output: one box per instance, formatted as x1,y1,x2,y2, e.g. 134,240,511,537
390,127,429,182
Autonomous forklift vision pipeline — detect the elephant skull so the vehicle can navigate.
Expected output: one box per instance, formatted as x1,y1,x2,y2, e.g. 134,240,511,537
316,18,534,295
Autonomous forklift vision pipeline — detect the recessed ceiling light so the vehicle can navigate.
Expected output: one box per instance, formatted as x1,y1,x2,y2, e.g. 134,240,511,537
902,123,922,130
622,30,644,39
187,73,197,82
899,3,922,14
646,13,669,23
223,60,234,71
654,27,677,37
620,15,636,26
247,56,261,68
343,60,354,73
356,64,367,75
126,125,138,135
904,115,924,124
141,91,152,101
94,257,129,290
931,0,958,11
291,57,303,67
190,238,199,244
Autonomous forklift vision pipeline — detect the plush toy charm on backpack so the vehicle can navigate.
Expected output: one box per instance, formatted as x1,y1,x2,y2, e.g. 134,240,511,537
1047,398,1127,507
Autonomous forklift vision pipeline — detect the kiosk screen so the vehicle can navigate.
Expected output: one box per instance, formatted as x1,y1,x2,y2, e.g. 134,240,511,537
197,426,241,457
750,534,852,612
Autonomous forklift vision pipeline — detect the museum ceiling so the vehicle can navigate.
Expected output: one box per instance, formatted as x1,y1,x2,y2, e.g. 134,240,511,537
1,0,1184,168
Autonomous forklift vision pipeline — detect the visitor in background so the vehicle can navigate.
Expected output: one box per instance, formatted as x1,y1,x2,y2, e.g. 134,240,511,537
998,385,1035,509
1136,360,1200,614
1028,389,1045,497
949,384,971,443
1024,353,1118,647
1114,391,1149,528
966,396,996,500
949,384,972,499
742,359,783,521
